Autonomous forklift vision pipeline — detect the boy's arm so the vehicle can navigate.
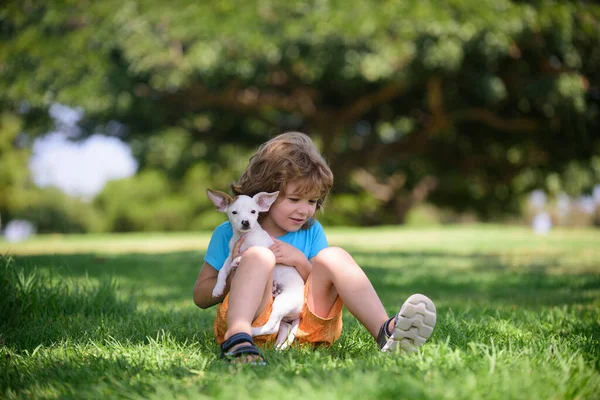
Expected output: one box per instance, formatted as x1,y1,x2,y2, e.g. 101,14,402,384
269,238,312,281
193,261,235,308
195,235,246,308
294,256,313,282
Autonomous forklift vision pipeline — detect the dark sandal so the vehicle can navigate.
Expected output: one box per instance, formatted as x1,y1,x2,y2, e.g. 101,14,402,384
220,332,266,365
377,316,395,350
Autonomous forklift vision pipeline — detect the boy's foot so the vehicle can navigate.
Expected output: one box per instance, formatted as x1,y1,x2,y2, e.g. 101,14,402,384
220,332,266,365
377,294,437,353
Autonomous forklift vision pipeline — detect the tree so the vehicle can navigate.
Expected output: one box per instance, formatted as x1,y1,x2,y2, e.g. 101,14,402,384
0,112,101,233
1,0,599,226
0,112,31,222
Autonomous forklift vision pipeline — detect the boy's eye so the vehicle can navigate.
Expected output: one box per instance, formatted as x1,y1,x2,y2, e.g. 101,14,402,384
309,200,318,204
232,211,237,215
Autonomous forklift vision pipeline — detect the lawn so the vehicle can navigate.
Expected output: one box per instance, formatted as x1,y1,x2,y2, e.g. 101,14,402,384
1,225,599,399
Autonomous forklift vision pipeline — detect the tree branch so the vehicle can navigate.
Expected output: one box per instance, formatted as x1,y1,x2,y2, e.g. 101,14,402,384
166,82,318,117
351,169,406,201
453,108,540,133
338,83,405,123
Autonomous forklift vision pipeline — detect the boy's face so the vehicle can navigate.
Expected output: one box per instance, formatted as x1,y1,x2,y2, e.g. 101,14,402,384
261,180,319,237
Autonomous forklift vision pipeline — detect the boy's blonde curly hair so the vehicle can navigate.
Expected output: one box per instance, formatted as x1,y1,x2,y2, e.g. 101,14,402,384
231,132,334,229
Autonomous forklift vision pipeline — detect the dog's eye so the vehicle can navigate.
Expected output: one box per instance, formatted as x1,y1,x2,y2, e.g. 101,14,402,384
251,210,256,214
232,211,237,215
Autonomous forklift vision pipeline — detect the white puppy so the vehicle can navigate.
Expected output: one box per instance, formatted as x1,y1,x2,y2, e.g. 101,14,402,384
206,189,305,349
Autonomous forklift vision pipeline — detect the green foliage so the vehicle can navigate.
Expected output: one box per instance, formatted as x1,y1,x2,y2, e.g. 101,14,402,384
0,112,30,214
93,154,248,232
95,170,178,231
12,187,103,234
319,192,381,226
404,204,442,227
1,0,599,228
0,113,99,233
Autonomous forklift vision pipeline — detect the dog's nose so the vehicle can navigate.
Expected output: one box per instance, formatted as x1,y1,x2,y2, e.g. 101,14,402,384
241,220,250,228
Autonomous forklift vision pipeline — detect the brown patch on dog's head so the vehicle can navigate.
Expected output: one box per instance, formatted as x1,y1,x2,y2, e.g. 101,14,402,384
206,189,234,212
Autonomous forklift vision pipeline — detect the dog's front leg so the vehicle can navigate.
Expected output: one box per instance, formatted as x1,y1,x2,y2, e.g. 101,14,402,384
230,256,242,269
212,256,233,297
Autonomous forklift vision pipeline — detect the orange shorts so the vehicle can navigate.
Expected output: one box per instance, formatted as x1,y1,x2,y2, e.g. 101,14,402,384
213,279,344,347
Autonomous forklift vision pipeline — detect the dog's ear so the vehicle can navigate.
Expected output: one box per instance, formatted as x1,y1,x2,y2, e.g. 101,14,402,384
206,189,233,212
253,191,280,212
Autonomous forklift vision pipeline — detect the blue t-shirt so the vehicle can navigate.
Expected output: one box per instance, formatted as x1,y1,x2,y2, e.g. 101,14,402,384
204,220,329,270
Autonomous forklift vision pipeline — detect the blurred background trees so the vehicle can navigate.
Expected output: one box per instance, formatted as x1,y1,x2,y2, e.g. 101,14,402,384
1,0,599,233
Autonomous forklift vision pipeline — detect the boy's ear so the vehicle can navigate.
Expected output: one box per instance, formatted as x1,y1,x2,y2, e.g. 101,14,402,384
206,189,233,212
253,191,280,212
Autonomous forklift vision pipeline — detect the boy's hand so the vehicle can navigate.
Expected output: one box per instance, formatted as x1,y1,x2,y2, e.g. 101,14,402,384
269,237,307,267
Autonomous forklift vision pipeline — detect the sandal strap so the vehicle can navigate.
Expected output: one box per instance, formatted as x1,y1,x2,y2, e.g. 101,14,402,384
377,316,395,349
220,332,255,353
220,332,266,365
224,344,262,358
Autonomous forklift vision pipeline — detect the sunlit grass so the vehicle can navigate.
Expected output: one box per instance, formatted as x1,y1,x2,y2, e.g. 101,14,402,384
0,231,210,255
2,224,599,255
1,225,599,399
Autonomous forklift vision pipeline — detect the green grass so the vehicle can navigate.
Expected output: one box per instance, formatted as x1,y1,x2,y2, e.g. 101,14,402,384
1,225,599,399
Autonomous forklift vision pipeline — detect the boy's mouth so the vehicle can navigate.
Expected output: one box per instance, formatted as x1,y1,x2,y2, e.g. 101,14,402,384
290,218,304,224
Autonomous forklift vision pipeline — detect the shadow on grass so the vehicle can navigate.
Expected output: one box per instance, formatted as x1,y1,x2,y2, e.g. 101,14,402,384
0,254,217,355
3,249,600,351
1,342,211,397
2,249,600,397
348,250,600,310
14,249,600,308
11,251,204,306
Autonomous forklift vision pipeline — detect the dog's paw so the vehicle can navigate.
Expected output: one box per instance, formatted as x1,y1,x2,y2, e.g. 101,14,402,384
212,286,224,298
231,257,241,268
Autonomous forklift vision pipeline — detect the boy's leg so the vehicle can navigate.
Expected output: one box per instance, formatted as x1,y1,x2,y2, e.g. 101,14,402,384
308,246,389,338
309,246,436,351
224,246,276,341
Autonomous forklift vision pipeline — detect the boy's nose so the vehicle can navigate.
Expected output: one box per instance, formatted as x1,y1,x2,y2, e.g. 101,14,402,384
298,204,309,215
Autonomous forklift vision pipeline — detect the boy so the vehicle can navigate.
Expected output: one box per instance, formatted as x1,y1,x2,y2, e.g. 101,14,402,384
193,132,436,364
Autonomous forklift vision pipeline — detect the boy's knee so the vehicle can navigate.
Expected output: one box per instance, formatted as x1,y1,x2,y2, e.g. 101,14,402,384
240,246,276,268
313,246,352,269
